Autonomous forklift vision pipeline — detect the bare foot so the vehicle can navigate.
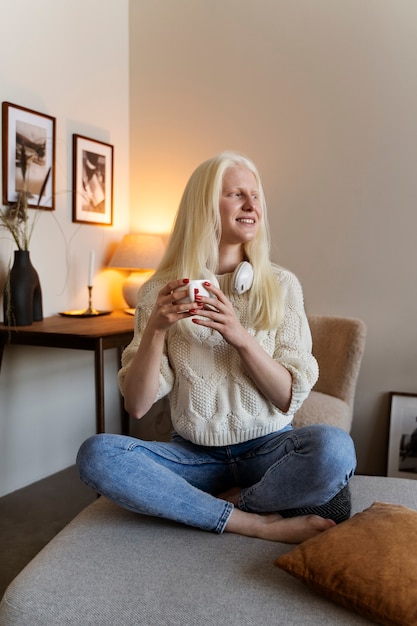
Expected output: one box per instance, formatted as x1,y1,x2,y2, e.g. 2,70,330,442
256,513,336,543
225,508,336,544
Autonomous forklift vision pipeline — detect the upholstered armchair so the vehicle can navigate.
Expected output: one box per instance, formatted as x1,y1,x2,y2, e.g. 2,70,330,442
293,315,367,432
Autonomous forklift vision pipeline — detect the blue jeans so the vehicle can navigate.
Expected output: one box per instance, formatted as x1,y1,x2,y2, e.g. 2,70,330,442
76,424,356,533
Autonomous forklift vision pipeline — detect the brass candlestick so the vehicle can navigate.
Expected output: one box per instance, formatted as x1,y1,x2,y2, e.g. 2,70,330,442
58,286,111,318
82,285,100,316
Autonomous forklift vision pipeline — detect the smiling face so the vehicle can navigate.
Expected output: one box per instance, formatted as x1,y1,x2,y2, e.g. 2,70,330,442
219,165,262,250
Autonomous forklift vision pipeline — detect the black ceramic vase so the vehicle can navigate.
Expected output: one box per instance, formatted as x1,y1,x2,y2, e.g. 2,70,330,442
3,250,43,326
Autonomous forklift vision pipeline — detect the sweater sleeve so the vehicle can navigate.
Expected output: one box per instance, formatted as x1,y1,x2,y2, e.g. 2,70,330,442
117,279,174,400
272,268,318,416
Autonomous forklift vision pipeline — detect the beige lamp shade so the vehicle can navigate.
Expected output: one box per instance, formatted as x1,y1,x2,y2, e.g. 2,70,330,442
109,234,165,308
109,234,165,270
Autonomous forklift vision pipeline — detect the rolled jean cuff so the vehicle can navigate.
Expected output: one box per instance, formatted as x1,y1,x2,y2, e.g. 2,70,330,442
215,501,234,534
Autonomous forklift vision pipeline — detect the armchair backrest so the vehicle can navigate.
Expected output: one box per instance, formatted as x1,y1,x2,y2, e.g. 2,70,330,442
308,315,367,410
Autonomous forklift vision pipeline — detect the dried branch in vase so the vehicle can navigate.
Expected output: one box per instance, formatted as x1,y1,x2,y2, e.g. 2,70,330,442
0,144,51,251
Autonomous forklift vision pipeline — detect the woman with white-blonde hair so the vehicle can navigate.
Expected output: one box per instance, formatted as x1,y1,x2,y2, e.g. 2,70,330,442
77,151,356,544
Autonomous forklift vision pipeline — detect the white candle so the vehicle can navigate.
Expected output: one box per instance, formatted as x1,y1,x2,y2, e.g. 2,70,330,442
88,250,95,286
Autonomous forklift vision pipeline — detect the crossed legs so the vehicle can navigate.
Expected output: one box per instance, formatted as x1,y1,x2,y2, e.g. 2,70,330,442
77,425,356,544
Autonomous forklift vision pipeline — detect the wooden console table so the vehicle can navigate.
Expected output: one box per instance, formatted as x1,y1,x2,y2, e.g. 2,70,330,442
0,310,134,434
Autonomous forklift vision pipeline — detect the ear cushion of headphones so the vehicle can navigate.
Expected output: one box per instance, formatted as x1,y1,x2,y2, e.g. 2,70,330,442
232,261,254,295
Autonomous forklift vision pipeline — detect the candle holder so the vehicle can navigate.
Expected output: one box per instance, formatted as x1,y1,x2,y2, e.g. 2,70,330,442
82,285,100,316
58,285,111,318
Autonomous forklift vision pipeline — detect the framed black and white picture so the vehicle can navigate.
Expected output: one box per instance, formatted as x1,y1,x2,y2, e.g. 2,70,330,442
387,392,417,479
2,102,55,210
72,134,113,226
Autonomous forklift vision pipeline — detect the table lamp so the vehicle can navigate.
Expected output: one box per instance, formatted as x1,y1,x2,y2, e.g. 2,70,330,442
108,234,165,310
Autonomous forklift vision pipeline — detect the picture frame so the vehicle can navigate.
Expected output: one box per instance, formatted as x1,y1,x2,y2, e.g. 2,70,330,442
2,102,56,210
72,134,113,226
387,392,417,479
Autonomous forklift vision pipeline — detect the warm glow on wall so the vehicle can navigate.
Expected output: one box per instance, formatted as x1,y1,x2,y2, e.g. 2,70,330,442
130,203,174,236
129,166,188,235
130,193,179,235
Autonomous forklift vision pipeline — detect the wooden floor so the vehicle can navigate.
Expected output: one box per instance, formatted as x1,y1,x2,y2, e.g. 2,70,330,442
0,465,96,599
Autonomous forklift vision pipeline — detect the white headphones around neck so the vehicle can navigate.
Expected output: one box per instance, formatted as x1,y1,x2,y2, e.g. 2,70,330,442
231,261,254,295
201,261,254,296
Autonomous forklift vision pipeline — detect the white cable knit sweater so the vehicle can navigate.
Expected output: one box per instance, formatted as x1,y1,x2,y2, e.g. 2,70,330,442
118,265,318,447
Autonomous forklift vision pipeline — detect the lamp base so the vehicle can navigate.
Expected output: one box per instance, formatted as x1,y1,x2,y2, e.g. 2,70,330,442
122,271,154,308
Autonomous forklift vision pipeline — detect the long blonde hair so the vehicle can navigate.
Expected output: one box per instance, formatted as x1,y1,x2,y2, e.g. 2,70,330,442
153,151,283,330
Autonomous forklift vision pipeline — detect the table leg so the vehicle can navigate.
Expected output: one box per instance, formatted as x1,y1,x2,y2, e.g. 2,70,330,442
94,338,105,434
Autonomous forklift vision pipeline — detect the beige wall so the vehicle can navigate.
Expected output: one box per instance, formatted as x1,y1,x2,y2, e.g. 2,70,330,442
0,0,130,496
129,1,417,475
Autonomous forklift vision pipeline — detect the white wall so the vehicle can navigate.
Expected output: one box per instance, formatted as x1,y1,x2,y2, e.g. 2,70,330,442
129,0,417,475
0,0,130,496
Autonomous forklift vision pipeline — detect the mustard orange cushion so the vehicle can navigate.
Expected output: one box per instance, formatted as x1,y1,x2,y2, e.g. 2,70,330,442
274,502,417,626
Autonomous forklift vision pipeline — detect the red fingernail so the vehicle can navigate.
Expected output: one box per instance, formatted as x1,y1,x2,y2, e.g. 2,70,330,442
189,309,196,314
195,295,203,301
183,278,190,284
203,281,210,286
